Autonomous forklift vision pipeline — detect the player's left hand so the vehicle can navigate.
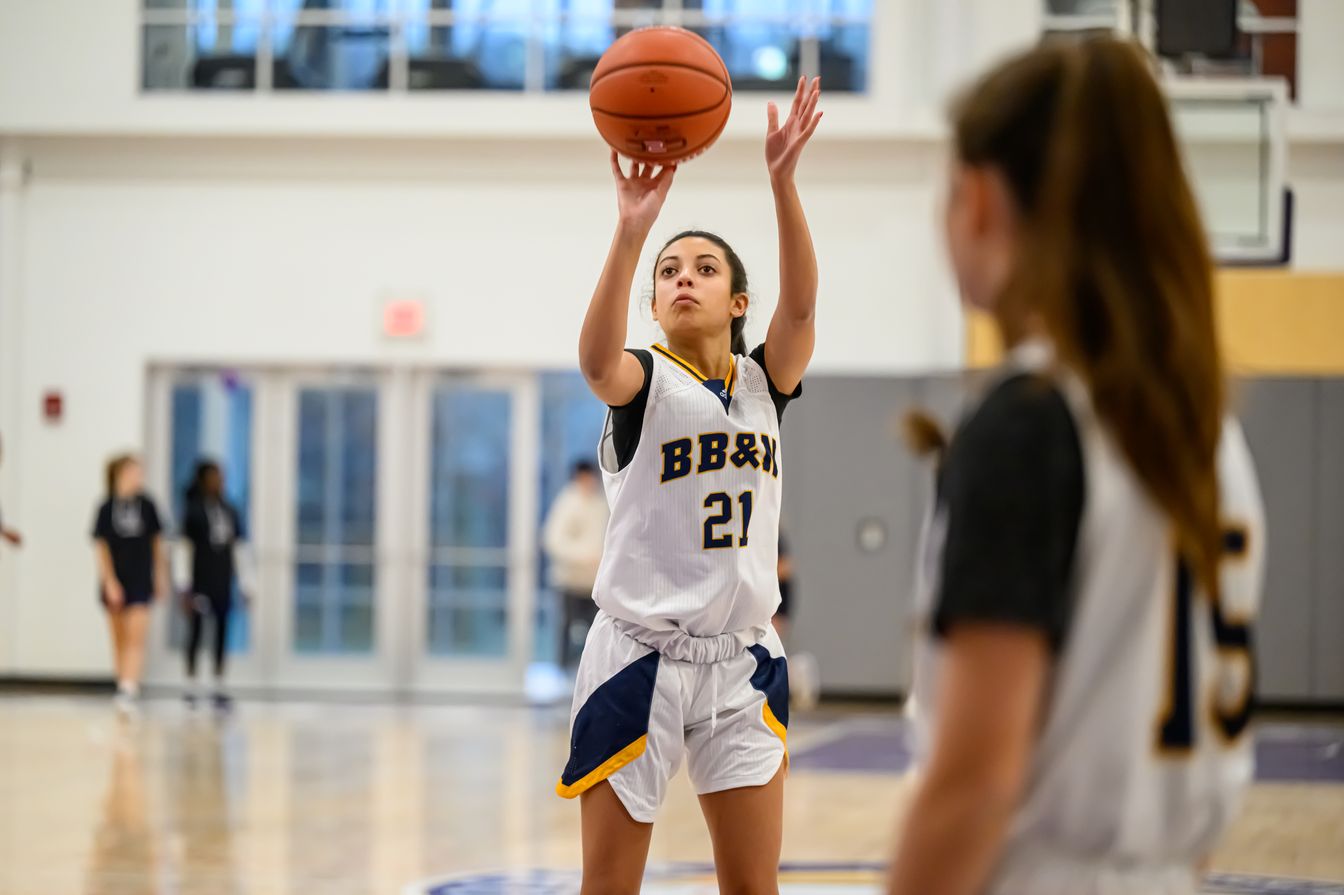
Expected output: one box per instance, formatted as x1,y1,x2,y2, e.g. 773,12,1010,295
2,529,21,546
766,76,823,184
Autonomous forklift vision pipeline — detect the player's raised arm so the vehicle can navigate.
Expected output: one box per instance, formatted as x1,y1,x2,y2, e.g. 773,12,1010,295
763,76,823,394
579,152,676,407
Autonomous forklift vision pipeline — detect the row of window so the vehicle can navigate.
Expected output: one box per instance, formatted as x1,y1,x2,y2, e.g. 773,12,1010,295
142,0,874,92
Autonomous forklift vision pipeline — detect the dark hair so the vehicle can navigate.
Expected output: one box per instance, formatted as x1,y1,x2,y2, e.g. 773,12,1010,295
950,37,1225,595
106,454,138,498
654,230,749,356
185,460,221,503
572,460,597,478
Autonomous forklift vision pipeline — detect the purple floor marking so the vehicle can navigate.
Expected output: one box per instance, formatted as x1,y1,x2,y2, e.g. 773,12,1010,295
789,720,1344,783
789,729,913,774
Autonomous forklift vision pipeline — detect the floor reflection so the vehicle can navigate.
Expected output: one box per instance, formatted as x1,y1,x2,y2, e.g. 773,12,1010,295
0,697,1334,895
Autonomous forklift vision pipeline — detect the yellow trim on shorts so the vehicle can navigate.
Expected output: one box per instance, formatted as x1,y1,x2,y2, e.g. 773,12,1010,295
555,734,648,799
762,700,787,746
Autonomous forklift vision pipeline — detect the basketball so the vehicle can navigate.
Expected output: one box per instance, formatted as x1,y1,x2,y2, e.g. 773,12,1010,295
589,27,732,165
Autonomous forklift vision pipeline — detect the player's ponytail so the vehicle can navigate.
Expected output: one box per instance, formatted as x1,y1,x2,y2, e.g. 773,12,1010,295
953,37,1226,596
730,313,747,357
656,229,750,356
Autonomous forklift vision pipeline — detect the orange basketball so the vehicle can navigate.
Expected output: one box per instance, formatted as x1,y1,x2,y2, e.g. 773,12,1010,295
589,27,732,165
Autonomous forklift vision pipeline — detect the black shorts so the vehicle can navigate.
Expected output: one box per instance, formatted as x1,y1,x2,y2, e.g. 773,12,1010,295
99,589,153,609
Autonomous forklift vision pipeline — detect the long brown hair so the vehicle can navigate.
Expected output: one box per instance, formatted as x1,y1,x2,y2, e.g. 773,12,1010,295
952,37,1225,595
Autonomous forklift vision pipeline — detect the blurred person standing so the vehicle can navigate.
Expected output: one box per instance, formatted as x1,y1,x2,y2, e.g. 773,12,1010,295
93,455,169,715
772,532,794,640
0,434,21,552
774,531,821,709
542,460,608,669
179,460,251,710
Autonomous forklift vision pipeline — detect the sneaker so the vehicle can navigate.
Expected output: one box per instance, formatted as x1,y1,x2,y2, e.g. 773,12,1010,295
212,691,233,712
114,691,139,717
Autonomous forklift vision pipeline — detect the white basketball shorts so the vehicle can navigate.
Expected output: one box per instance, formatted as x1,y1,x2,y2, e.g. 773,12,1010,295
555,611,789,823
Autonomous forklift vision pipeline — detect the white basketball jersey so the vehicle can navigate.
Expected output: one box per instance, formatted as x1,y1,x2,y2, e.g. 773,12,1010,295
594,345,784,637
913,346,1266,889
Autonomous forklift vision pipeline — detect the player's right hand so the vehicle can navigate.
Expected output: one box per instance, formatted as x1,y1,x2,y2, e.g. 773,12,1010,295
104,580,125,610
611,150,676,233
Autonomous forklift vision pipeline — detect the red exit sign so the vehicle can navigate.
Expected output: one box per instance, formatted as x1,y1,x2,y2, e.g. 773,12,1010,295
383,298,426,339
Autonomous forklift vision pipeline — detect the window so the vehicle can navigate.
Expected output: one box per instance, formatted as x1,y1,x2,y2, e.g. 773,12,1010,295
167,372,255,655
293,386,379,654
426,382,513,657
141,0,874,92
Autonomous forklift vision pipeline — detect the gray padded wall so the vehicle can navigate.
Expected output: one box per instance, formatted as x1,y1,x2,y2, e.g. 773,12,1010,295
1238,379,1318,702
781,378,924,695
781,373,1339,702
1314,381,1344,700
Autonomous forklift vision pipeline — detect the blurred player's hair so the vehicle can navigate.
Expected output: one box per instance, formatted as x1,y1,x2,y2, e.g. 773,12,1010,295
915,38,1225,595
105,454,138,498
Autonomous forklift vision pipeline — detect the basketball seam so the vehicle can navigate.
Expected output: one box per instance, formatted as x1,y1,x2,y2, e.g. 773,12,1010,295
594,26,730,83
591,59,731,92
591,92,731,122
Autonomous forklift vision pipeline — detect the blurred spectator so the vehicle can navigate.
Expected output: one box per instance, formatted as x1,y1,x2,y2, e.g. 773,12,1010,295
542,460,608,669
773,532,794,640
179,460,253,710
92,455,169,715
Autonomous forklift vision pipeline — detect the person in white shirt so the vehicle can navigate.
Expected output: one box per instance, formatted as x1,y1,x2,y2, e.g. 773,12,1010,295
542,460,610,668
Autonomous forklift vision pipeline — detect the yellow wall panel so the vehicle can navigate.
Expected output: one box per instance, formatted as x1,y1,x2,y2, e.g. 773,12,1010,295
964,272,1344,375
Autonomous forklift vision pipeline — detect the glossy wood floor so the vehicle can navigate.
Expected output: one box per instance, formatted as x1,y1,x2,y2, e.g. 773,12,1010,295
0,694,1340,895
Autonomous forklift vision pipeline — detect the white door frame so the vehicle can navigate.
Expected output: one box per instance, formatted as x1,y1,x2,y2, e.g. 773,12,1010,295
404,370,539,695
142,367,267,691
269,369,399,692
143,363,542,698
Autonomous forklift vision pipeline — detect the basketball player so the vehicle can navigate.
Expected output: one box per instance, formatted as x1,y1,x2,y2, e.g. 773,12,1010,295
887,39,1265,895
558,76,822,895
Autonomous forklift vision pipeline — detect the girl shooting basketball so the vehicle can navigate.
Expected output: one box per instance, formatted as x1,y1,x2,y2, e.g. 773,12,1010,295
558,76,823,895
887,38,1265,895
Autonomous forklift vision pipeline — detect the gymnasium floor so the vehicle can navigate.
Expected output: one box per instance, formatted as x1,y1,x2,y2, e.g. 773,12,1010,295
1,694,1341,895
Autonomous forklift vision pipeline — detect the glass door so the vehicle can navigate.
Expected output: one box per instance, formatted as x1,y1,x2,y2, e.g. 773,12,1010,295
144,369,260,690
406,373,538,694
270,372,399,691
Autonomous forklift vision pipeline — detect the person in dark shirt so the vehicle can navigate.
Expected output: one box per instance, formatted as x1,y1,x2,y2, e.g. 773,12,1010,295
92,454,169,714
179,460,248,709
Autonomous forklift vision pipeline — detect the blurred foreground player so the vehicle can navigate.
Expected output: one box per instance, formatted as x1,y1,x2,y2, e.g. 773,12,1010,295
888,38,1265,895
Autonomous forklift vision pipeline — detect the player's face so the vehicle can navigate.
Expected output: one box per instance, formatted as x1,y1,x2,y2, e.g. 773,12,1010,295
943,160,1016,314
652,237,746,345
116,460,144,497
